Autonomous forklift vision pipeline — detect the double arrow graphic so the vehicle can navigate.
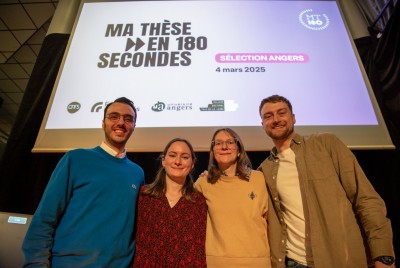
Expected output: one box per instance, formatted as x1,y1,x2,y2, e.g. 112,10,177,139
125,37,145,51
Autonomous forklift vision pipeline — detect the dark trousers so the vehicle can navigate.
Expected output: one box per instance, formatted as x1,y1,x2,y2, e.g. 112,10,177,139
285,257,310,268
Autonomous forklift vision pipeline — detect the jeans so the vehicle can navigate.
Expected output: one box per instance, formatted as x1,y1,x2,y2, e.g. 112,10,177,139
285,257,309,268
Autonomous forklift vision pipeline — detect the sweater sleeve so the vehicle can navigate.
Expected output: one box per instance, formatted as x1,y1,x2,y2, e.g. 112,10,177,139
194,176,205,194
325,134,394,258
22,153,74,267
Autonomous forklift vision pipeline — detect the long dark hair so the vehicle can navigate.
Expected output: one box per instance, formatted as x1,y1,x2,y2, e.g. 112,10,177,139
207,128,252,184
142,138,198,202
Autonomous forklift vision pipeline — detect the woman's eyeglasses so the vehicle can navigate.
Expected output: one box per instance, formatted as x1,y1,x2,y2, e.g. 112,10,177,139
212,139,237,149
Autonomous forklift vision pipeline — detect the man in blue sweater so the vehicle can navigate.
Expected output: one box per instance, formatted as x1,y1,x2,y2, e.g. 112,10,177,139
22,97,145,267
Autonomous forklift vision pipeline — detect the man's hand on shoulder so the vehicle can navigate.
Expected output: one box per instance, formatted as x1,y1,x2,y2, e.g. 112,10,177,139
199,170,209,178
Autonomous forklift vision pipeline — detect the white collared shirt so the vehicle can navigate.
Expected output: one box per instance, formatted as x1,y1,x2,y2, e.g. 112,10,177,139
100,141,126,158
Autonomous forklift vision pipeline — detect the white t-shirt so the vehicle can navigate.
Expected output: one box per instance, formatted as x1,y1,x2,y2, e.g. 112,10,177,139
277,148,307,265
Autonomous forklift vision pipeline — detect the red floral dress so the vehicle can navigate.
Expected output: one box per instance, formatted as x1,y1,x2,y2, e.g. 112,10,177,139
133,186,207,267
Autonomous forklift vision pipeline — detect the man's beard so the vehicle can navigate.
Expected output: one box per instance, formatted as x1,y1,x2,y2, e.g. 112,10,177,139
269,125,294,141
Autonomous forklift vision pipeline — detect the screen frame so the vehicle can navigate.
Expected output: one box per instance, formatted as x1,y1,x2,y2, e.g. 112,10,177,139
32,0,395,152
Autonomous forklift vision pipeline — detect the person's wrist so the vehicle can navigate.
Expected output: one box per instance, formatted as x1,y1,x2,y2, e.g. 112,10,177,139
374,256,395,265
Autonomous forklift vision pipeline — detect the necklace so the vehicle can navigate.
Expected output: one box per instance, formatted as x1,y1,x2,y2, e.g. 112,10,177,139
167,198,179,205
166,194,181,206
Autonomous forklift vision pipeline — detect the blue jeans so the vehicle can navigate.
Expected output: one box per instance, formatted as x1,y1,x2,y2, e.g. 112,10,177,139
285,257,309,268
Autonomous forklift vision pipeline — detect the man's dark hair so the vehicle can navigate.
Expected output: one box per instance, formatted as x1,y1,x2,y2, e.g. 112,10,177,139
103,97,137,121
259,94,293,116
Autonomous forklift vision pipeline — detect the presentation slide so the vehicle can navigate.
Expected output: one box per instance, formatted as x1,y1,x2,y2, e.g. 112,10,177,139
33,0,394,152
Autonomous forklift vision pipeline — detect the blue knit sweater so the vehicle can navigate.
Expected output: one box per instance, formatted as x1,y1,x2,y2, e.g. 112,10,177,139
22,146,144,268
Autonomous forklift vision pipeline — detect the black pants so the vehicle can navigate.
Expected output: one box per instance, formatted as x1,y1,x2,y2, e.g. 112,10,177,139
285,257,310,268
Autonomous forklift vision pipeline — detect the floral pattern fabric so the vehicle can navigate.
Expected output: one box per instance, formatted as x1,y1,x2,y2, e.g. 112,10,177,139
133,186,207,267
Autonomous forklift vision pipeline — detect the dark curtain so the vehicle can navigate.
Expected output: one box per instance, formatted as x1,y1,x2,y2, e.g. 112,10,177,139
356,2,400,150
354,2,400,263
0,34,69,213
357,0,398,33
373,1,400,149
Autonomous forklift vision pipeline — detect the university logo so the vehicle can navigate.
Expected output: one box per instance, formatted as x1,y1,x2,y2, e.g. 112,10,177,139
152,101,166,112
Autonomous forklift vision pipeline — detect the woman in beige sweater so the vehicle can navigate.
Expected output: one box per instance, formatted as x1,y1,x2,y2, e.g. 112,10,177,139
195,128,271,267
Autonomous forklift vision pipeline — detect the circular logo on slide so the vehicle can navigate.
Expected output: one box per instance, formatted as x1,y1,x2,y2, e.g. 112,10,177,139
67,102,81,113
299,9,330,31
152,101,166,112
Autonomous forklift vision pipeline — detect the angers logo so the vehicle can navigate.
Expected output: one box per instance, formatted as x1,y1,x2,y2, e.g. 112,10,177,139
97,21,208,68
152,101,192,112
152,101,166,112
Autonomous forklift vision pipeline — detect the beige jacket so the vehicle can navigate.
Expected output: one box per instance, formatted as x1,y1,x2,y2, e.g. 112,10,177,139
258,133,394,268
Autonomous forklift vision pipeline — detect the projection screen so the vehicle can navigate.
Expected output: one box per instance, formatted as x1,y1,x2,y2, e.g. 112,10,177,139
33,0,394,152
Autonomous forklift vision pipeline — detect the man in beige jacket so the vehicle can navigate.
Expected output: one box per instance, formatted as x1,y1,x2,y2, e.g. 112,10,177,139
258,94,395,268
